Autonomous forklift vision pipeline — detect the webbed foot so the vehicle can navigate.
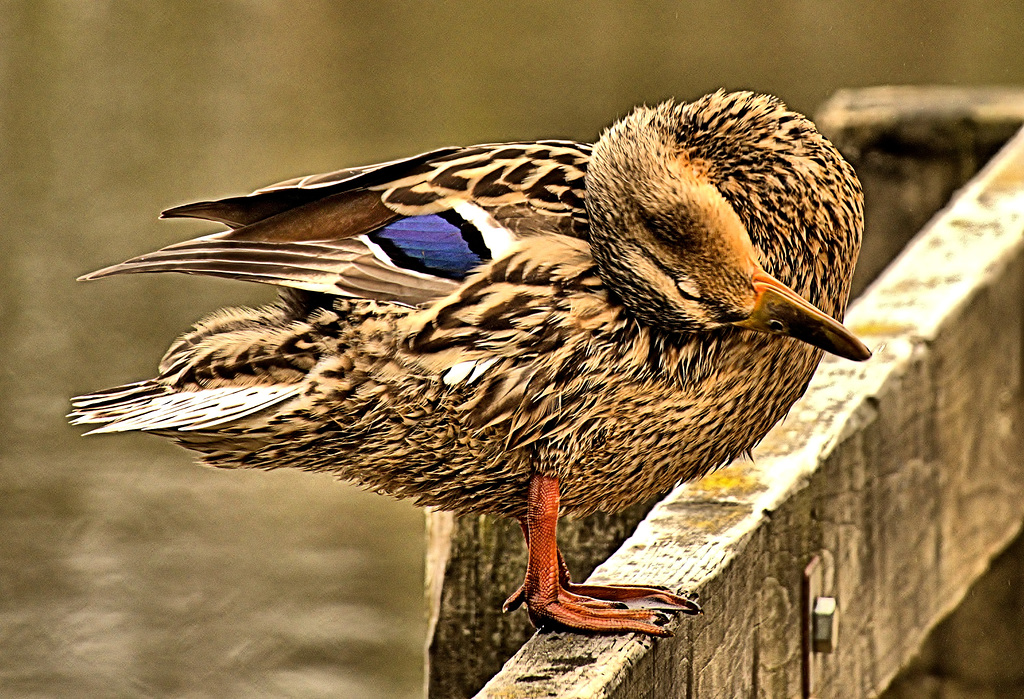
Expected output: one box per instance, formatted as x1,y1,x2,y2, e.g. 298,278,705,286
507,473,701,636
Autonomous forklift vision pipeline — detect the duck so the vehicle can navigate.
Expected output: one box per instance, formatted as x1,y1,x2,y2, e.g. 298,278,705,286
70,91,870,637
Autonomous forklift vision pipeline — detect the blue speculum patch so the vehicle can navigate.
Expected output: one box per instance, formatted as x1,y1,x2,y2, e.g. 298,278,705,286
370,214,486,279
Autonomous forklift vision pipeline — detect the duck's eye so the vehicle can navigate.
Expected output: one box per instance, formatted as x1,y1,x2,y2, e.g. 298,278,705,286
766,319,786,333
676,277,701,301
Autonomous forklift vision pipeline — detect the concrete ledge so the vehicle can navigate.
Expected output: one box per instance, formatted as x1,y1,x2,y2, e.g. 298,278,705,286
473,124,1024,697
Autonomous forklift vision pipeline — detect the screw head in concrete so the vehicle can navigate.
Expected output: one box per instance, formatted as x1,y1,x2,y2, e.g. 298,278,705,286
812,596,838,653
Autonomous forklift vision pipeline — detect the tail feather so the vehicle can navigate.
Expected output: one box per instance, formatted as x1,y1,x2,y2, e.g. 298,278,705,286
70,380,301,435
69,380,168,412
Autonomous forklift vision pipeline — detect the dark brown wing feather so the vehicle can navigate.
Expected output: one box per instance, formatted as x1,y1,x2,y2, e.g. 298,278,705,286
160,146,463,228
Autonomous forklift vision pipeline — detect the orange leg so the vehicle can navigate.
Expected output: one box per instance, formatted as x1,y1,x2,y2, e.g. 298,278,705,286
505,472,700,636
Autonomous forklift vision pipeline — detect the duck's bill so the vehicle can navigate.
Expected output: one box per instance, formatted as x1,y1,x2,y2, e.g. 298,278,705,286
733,271,871,362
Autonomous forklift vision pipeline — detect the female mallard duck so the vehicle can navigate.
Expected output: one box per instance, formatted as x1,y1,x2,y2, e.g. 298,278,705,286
71,91,870,636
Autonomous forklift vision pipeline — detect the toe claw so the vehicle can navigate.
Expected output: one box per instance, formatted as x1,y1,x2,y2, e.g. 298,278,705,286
503,585,526,613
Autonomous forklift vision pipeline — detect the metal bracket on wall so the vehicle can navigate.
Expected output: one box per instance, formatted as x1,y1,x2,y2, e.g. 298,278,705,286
802,551,838,698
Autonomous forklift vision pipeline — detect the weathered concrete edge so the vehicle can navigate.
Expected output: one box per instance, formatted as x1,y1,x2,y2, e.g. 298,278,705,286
475,127,1024,699
818,85,1024,137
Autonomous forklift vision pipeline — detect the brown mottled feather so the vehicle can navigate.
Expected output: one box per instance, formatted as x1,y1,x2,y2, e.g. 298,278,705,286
71,92,864,520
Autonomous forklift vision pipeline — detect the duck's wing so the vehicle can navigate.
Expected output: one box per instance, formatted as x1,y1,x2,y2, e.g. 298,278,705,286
81,141,591,307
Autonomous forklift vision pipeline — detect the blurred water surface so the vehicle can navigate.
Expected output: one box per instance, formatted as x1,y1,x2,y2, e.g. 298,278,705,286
1,2,1021,697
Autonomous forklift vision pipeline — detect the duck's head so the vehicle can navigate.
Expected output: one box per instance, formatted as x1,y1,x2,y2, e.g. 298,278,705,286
585,92,870,362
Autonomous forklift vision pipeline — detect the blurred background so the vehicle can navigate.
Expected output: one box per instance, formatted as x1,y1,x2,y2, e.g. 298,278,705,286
1,2,1022,697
